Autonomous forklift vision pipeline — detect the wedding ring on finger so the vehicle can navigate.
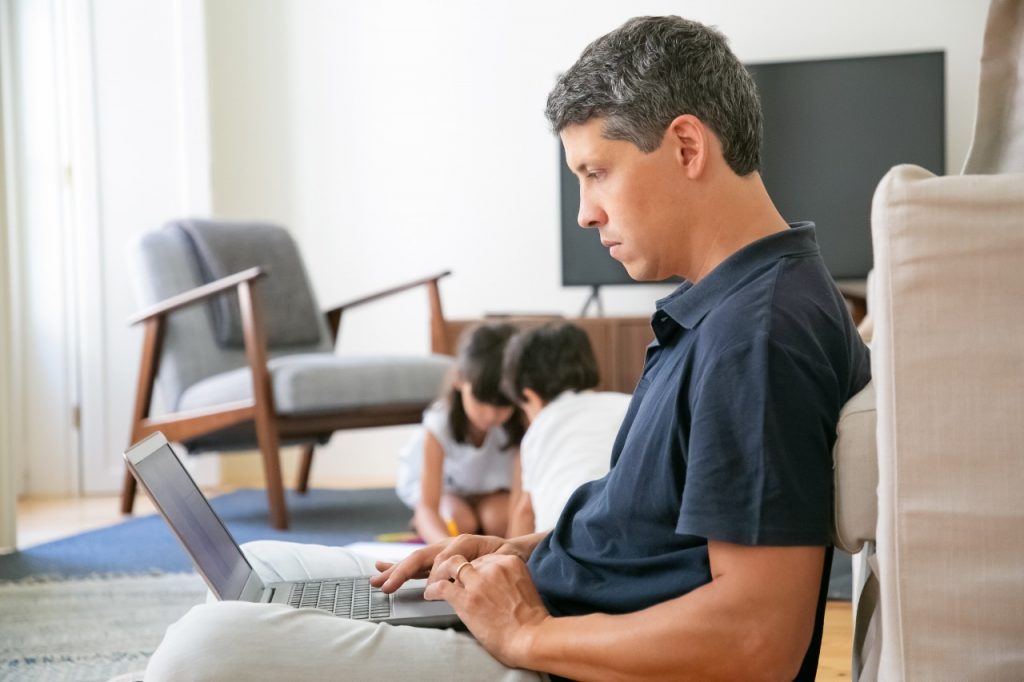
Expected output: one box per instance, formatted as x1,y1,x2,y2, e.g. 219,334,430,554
454,561,473,584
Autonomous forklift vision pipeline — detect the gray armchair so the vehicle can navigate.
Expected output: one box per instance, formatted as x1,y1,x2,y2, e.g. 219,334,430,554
120,219,454,529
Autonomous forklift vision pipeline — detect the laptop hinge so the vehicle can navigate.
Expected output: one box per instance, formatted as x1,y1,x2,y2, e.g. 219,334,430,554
237,571,267,602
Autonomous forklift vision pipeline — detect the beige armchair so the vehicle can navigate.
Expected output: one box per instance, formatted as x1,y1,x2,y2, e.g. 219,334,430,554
841,2,1024,678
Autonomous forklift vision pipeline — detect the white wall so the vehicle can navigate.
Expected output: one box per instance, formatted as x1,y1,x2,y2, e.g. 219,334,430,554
204,0,988,482
207,1,987,339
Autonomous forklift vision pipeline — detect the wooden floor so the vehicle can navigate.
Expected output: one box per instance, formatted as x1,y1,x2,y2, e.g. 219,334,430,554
12,488,852,680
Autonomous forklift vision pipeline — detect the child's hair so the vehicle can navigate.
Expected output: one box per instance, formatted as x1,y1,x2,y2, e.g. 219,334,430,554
447,323,525,448
501,322,600,404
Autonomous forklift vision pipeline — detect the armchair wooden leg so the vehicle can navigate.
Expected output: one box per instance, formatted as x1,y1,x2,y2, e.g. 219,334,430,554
239,278,288,529
120,464,138,515
297,444,315,495
255,417,288,530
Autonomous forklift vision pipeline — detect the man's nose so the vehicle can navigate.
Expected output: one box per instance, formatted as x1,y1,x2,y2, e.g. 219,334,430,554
577,189,607,229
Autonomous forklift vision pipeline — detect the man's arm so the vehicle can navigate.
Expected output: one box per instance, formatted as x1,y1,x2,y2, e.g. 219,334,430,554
426,541,825,682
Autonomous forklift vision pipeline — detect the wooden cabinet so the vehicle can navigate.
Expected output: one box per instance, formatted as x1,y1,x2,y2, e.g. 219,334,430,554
442,316,654,394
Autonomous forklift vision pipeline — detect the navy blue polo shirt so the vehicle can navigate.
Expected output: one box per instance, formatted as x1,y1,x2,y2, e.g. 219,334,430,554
528,223,870,678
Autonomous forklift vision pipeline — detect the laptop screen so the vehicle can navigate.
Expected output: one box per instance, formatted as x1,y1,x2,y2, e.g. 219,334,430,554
132,442,252,599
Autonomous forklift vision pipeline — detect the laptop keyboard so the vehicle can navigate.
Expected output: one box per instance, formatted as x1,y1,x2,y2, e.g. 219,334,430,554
287,577,392,620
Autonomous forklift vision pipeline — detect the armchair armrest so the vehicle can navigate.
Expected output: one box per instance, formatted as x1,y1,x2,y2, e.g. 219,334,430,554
324,270,452,348
127,267,266,325
324,270,452,315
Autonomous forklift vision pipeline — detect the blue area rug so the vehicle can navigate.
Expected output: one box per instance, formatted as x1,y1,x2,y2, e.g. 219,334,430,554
0,486,853,600
0,488,413,581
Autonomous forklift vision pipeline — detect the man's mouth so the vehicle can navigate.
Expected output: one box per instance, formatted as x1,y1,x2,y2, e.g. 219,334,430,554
601,239,623,260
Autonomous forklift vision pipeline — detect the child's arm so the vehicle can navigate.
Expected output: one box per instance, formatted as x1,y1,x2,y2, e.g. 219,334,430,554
506,450,535,536
508,491,535,537
413,431,456,544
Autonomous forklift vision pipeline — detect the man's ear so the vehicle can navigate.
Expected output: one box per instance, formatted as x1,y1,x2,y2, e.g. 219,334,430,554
667,114,708,179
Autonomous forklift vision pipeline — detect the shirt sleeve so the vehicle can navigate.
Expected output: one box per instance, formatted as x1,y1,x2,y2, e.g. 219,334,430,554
676,335,841,546
421,403,451,447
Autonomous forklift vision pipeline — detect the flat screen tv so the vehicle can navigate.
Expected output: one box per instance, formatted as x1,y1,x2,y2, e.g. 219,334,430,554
559,50,946,286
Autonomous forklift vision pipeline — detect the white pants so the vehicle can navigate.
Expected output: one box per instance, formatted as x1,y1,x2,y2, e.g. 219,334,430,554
145,541,547,681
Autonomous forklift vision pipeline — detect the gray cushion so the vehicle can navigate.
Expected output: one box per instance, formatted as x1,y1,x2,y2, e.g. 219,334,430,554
177,353,453,415
174,220,323,348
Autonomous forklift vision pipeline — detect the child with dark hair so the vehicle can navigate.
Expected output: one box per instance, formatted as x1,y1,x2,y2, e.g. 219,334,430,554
396,323,526,544
502,322,631,535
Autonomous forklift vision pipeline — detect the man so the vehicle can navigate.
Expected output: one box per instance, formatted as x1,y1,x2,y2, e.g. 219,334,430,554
148,16,869,681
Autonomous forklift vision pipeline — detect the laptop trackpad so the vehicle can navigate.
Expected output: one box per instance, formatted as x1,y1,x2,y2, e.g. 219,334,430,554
392,585,456,617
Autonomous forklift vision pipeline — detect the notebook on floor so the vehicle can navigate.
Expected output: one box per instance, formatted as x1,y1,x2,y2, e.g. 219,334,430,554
124,432,460,628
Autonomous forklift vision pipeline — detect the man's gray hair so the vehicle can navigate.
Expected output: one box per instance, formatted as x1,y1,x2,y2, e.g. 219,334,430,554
545,16,762,176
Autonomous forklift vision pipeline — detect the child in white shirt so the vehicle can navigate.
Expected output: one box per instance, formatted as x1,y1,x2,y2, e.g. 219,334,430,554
502,322,631,534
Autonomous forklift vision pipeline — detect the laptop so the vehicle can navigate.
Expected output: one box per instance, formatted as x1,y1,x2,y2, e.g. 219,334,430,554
124,431,460,627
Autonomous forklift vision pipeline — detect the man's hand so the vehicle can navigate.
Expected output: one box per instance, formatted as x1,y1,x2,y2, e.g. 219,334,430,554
370,533,537,593
424,552,551,668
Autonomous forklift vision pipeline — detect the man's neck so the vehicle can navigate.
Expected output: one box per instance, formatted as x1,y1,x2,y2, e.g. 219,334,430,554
687,171,788,283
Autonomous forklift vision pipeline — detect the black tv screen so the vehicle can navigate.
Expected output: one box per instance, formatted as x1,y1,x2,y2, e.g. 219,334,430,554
559,50,946,286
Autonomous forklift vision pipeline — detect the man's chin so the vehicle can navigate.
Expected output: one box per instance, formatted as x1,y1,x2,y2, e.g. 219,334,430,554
621,263,655,282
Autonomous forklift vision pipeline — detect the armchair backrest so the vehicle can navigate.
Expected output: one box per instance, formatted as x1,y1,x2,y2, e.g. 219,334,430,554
871,164,1024,681
867,2,1024,678
131,223,332,412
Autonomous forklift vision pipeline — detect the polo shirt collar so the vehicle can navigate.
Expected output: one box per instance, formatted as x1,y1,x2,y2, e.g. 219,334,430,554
657,222,820,331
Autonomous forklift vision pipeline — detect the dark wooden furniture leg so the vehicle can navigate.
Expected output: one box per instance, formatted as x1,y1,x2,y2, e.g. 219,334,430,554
296,443,315,494
239,280,289,530
122,317,165,514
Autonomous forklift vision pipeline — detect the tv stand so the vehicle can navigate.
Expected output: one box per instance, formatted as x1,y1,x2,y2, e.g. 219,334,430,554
578,285,605,318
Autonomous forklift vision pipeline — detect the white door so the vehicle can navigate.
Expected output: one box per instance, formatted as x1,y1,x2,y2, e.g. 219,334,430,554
2,0,212,497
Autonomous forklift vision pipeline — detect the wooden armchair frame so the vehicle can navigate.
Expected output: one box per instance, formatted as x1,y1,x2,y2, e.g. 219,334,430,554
120,268,453,530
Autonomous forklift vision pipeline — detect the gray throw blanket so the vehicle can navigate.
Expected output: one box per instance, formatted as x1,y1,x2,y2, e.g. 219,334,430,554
174,219,323,348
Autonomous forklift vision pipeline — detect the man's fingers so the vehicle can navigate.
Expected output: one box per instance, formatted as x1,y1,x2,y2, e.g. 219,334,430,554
428,536,480,583
423,555,475,601
381,563,425,592
430,554,480,589
368,561,396,587
423,575,456,602
427,552,458,586
429,543,461,572
374,546,438,592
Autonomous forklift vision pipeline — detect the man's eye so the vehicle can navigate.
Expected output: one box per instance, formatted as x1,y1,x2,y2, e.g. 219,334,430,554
586,170,604,180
